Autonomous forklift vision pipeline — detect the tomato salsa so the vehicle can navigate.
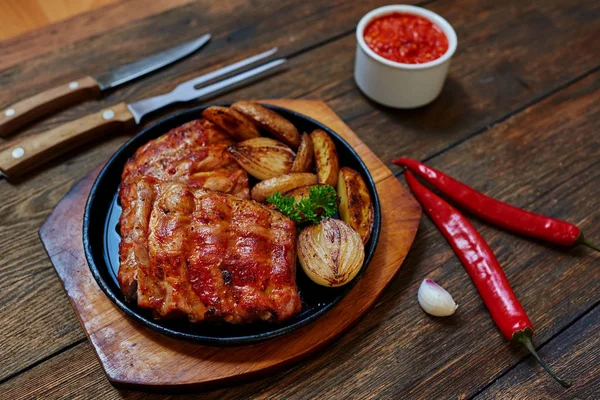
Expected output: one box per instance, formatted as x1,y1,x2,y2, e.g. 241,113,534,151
363,13,448,64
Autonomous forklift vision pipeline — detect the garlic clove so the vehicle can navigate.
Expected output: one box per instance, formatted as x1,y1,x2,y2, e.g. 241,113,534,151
417,278,458,317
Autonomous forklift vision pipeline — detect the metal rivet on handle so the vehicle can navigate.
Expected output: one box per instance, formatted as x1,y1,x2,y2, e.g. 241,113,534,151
69,81,79,90
102,110,115,120
5,108,15,117
12,147,25,159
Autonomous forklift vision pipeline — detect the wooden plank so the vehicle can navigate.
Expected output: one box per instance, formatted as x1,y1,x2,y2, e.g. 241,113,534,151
0,0,121,40
0,0,50,41
0,342,163,400
2,64,598,399
0,0,196,69
475,305,600,400
0,172,94,381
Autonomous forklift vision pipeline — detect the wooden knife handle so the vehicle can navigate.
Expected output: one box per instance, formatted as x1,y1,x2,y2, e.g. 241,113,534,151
0,102,134,180
0,76,102,137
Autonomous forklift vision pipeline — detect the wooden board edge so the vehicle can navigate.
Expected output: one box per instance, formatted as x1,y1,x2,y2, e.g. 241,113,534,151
37,99,422,389
104,172,421,390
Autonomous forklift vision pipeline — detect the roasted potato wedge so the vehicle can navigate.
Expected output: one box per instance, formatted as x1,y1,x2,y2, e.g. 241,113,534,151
232,101,301,148
290,133,314,173
311,129,339,186
337,167,374,244
283,184,321,202
202,106,260,141
227,137,295,180
251,173,317,202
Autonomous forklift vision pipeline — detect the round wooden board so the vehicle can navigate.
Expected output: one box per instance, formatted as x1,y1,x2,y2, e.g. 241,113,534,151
39,99,421,390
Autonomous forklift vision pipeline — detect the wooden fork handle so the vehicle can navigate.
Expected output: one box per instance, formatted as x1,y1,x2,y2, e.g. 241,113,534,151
0,76,102,137
0,102,134,180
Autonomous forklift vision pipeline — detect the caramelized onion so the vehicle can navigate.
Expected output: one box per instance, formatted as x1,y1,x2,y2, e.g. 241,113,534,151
226,137,295,180
298,218,365,287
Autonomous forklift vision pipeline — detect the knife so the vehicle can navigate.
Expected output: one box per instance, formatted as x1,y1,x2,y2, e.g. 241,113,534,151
0,33,211,137
0,48,285,180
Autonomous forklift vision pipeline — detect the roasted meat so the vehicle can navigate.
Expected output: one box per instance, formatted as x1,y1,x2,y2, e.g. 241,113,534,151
118,118,301,323
121,118,250,200
118,178,301,323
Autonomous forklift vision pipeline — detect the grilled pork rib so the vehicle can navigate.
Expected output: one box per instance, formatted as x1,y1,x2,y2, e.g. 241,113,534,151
118,119,301,323
120,118,250,201
119,179,301,323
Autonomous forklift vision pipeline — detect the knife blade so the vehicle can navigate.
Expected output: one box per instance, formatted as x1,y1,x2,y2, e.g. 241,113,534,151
0,34,211,137
0,49,285,180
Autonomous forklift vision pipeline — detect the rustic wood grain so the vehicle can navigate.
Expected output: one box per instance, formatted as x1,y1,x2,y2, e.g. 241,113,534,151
0,341,175,400
0,0,115,40
2,67,599,400
475,305,600,400
0,75,102,137
0,171,96,381
0,0,196,69
0,0,120,40
33,100,420,389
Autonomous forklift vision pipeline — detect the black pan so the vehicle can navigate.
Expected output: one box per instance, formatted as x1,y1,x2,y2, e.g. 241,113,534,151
83,103,381,346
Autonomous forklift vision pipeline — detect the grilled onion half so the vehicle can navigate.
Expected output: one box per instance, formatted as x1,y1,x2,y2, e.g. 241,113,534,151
227,137,295,180
298,218,365,287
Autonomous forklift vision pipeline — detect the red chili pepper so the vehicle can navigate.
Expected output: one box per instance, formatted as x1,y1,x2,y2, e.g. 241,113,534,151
405,170,571,387
393,157,598,251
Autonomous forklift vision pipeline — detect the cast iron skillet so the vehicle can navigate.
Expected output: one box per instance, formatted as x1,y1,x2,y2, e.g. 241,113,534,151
83,103,381,346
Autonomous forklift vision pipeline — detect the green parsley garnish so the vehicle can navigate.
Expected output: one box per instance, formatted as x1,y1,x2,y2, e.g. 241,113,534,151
266,185,337,224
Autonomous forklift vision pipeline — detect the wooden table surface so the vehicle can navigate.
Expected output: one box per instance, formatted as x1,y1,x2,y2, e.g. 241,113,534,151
0,0,121,40
0,0,598,398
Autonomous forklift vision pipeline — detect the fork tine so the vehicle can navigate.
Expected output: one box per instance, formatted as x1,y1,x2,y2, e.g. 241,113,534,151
175,47,278,91
177,58,287,102
127,58,287,123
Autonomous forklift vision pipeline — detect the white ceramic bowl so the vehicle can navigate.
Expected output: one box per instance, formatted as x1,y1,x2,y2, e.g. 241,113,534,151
354,5,457,108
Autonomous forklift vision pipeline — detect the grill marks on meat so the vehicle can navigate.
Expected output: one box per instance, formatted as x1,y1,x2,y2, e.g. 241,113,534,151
119,179,301,323
120,119,249,201
118,118,301,324
187,187,300,323
118,178,153,302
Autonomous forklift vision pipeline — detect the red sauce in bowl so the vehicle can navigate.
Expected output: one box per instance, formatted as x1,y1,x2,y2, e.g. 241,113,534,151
364,12,449,64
